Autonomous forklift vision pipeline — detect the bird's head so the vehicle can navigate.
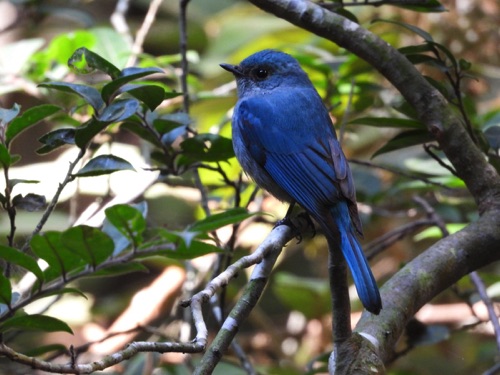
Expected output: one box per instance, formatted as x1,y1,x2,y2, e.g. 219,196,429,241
220,50,312,97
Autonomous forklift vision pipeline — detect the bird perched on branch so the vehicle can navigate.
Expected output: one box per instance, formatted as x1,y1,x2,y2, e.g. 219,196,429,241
221,50,381,315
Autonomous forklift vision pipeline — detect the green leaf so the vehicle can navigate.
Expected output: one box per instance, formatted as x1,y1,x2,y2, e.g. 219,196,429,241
61,226,114,268
37,128,76,154
151,230,223,259
121,119,162,147
428,41,458,70
0,103,20,126
74,155,135,177
6,104,61,145
90,262,149,278
0,246,44,282
350,117,424,129
68,47,121,79
414,224,466,241
0,314,73,334
124,84,166,111
38,82,104,112
398,0,446,13
373,19,434,42
372,130,434,158
30,232,84,281
189,207,255,233
0,143,12,168
154,113,191,134
0,273,12,306
405,54,447,70
8,179,39,188
101,67,164,103
97,99,140,123
398,44,434,55
38,287,88,300
179,134,235,164
105,204,147,247
74,118,107,149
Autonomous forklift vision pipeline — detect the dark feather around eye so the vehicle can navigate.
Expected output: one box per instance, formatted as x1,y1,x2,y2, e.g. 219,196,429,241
253,68,269,79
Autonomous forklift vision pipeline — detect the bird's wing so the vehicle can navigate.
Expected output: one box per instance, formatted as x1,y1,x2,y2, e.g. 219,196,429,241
235,91,360,232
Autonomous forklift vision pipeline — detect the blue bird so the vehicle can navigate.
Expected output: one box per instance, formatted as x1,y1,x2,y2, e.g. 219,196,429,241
220,50,382,315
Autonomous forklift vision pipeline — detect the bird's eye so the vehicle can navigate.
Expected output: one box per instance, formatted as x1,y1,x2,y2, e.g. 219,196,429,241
253,68,269,80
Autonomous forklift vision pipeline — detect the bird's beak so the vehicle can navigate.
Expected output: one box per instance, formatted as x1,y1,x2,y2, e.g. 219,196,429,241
220,63,243,76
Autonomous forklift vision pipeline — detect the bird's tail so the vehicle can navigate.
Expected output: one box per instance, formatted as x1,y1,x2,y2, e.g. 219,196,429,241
327,205,382,315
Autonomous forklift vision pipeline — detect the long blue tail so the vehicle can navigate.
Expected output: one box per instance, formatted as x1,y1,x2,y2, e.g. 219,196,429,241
329,205,382,315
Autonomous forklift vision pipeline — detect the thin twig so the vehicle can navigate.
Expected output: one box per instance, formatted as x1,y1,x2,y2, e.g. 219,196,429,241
110,0,133,46
469,272,500,352
127,0,165,67
423,144,458,176
21,148,85,252
192,225,294,374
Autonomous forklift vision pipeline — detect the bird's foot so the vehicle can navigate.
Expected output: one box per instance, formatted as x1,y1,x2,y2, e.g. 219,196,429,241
297,212,316,238
274,216,303,243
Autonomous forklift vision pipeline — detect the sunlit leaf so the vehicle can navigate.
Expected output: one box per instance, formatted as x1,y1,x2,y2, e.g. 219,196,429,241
150,229,223,259
30,232,84,281
189,207,256,233
123,84,166,111
68,47,121,79
38,82,104,112
97,99,140,123
61,226,114,268
101,67,163,103
6,104,61,145
74,155,135,177
105,204,146,246
102,202,147,255
0,246,44,283
0,314,73,334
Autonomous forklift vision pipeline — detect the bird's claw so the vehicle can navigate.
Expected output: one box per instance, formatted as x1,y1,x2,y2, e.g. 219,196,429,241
274,216,303,243
297,212,316,238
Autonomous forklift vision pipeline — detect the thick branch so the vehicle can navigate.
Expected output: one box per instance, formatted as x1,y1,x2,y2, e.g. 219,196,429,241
247,0,500,214
355,209,500,363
